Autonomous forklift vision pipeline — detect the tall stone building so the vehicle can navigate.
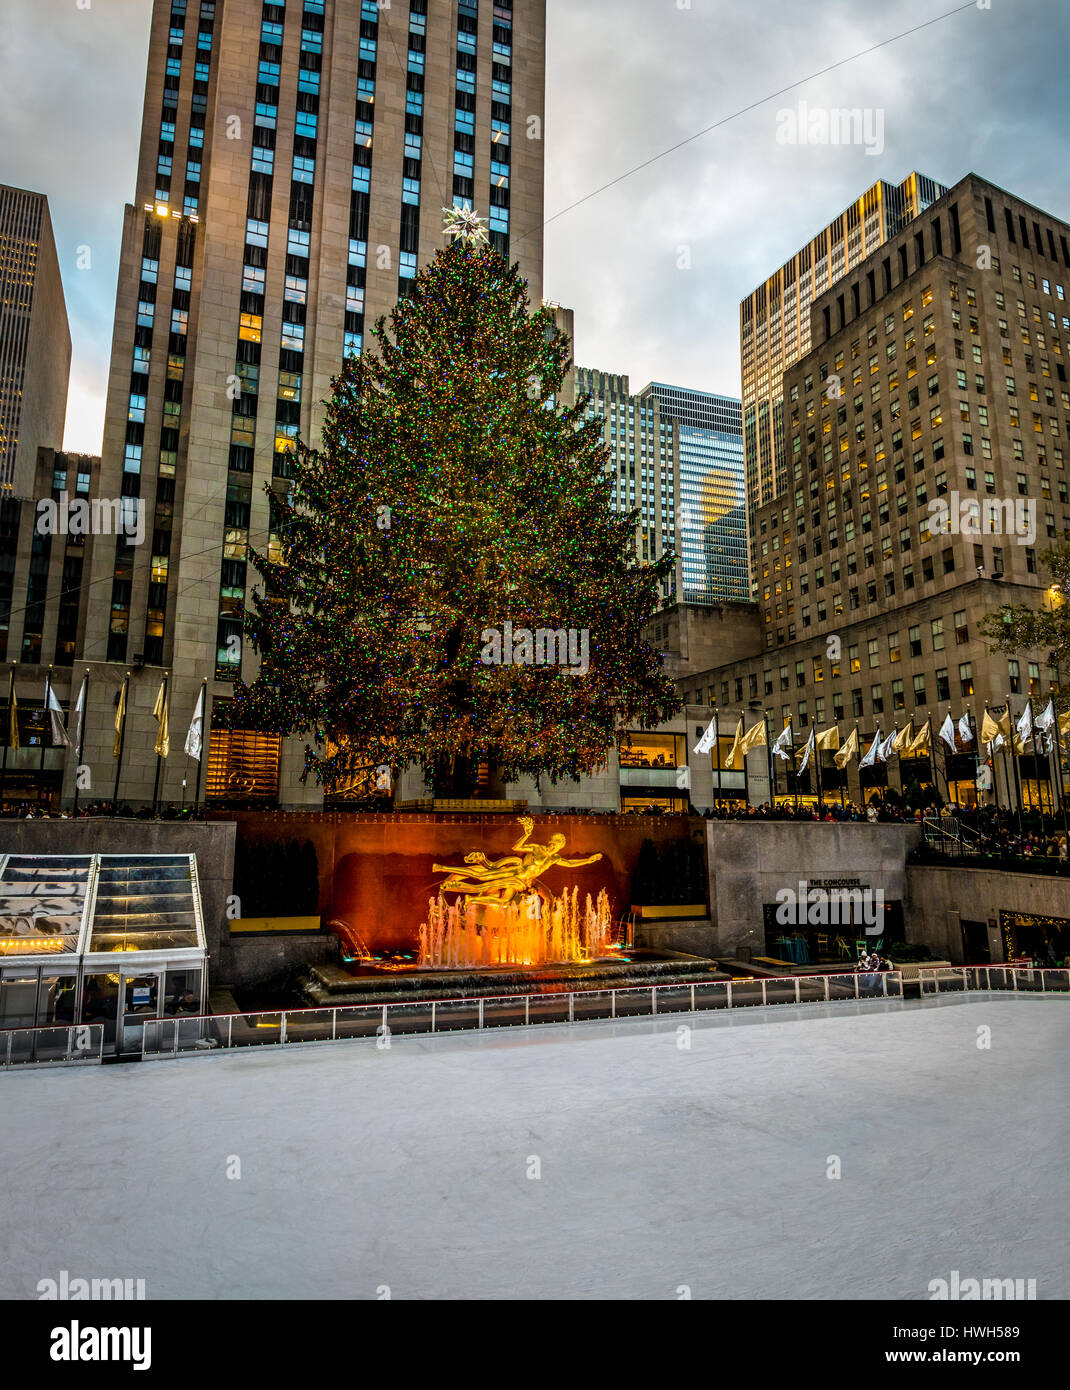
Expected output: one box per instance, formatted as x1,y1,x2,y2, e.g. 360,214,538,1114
0,186,71,497
741,172,946,587
683,174,1070,810
574,366,680,604
76,0,546,807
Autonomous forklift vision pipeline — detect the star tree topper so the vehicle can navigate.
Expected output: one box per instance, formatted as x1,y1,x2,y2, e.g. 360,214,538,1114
442,204,490,246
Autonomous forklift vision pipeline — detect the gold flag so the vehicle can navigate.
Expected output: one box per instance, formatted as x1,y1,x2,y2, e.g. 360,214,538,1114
1060,710,1070,739
980,710,1011,743
7,671,17,751
724,717,745,770
152,680,169,759
816,725,840,751
113,679,127,759
892,721,914,753
833,726,858,768
739,719,767,754
908,722,931,753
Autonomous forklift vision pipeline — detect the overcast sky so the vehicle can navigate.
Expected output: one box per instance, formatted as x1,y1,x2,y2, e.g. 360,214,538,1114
2,0,1068,454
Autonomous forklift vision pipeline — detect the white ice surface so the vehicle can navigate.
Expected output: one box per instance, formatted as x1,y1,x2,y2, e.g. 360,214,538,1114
1,995,1066,1300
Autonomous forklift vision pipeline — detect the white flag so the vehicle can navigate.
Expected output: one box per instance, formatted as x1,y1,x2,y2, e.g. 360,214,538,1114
693,715,717,756
772,721,793,762
46,685,72,749
878,729,897,761
987,733,1005,758
184,687,205,761
859,730,882,769
1035,699,1056,733
72,676,86,752
798,726,816,775
938,713,957,753
957,713,973,745
1016,703,1033,745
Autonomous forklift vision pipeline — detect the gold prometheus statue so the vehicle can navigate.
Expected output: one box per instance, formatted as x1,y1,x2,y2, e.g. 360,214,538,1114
432,816,602,909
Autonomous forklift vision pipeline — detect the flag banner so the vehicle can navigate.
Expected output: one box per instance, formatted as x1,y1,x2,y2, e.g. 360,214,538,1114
859,730,882,769
1035,699,1056,733
1016,704,1033,745
798,727,816,774
908,722,931,753
957,713,974,745
46,685,72,750
892,722,914,753
73,676,86,753
938,713,957,754
739,719,767,755
693,716,717,756
153,681,170,759
878,729,897,761
771,721,793,762
987,732,1006,759
833,727,859,769
184,687,205,762
1060,711,1070,739
816,725,840,751
980,710,1005,744
113,679,127,759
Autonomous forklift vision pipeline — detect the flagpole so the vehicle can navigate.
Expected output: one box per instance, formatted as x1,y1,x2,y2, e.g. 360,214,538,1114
1,663,14,812
151,671,168,819
944,703,957,809
815,732,824,813
791,723,798,813
982,703,1000,818
838,724,846,809
1007,693,1025,837
40,665,52,809
112,672,130,817
72,669,89,816
764,709,774,809
192,677,208,817
1051,683,1070,848
712,708,721,807
740,710,750,812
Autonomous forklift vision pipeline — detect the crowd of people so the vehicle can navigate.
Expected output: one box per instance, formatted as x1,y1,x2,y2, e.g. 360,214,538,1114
0,801,201,820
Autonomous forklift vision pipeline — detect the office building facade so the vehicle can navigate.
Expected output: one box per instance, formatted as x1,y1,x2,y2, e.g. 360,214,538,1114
684,174,1070,808
740,172,947,586
75,0,546,806
0,186,71,497
574,366,680,604
638,383,746,605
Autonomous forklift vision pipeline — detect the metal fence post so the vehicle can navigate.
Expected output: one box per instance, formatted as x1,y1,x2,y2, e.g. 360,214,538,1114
331,1009,337,1041
1012,969,1019,992
610,989,616,1019
853,975,859,999
651,987,657,1015
226,1015,233,1049
1041,970,1046,994
881,974,888,997
961,968,967,993
568,993,574,1024
478,998,484,1030
760,980,767,1006
280,1012,287,1045
726,980,733,1009
524,996,529,1026
173,1019,179,1054
5,1031,11,1066
794,978,801,1004
690,984,695,1013
66,1027,73,1063
431,1001,436,1033
824,976,830,1002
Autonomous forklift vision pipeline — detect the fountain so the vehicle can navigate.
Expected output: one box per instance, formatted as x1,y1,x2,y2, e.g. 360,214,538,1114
418,817,615,969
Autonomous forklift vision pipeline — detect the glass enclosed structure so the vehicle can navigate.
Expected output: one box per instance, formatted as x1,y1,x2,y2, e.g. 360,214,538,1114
0,853,207,1057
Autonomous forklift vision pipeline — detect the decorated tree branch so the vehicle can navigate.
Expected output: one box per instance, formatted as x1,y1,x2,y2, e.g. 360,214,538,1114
230,210,680,797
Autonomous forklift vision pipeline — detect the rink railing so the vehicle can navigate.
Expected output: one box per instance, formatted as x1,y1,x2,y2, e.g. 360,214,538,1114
919,965,1070,995
136,969,905,1059
0,1022,105,1068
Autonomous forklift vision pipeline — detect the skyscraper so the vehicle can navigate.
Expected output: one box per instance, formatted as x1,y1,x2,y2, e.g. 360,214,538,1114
637,383,747,605
740,172,946,584
0,185,71,496
79,0,546,806
574,366,679,603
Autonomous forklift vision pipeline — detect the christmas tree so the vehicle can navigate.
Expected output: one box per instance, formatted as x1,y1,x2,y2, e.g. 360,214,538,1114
231,208,680,797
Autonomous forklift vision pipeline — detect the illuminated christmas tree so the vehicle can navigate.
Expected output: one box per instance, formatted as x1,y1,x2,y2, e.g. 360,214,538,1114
232,212,680,797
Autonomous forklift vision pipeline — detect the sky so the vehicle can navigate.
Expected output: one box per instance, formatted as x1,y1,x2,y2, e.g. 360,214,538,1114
1,0,1068,455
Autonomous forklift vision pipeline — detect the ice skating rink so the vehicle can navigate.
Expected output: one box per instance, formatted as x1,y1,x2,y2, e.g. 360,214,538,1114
1,995,1065,1300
